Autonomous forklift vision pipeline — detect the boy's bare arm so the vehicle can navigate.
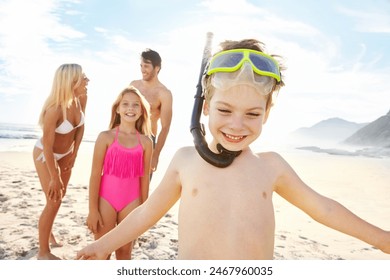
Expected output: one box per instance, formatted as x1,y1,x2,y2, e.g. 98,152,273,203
311,196,390,253
274,153,390,254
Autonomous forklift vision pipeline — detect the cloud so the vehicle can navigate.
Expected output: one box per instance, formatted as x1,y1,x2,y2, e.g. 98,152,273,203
0,0,86,96
0,0,90,125
199,0,267,15
336,4,390,33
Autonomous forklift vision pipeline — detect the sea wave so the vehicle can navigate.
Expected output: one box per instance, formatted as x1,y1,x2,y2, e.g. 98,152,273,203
0,122,97,141
0,123,40,140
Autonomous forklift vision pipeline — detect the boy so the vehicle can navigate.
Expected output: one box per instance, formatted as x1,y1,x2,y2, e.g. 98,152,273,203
77,39,390,260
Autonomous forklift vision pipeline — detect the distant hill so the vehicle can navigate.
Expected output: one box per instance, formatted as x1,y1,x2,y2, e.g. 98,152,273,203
344,110,390,147
290,117,367,144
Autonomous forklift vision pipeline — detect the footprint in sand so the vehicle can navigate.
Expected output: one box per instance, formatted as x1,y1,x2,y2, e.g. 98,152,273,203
0,193,8,203
67,234,82,245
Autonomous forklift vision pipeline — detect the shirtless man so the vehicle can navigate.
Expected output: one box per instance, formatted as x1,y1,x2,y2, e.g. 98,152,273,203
130,49,173,173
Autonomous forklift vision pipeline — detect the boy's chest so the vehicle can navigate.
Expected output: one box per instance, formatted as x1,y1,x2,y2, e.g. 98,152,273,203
182,163,274,203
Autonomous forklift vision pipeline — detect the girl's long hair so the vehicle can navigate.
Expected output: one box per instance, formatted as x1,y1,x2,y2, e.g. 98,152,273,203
38,64,83,127
109,86,152,137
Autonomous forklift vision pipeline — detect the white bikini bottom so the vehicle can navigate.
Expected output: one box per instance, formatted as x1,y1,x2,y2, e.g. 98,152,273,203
35,138,74,163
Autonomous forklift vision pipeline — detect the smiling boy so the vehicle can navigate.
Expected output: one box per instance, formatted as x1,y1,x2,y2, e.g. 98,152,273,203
77,39,390,260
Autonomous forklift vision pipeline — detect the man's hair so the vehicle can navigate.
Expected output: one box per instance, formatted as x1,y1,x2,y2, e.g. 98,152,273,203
141,49,162,69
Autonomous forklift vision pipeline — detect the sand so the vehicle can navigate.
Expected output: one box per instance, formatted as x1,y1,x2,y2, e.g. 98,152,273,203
0,144,389,260
0,145,178,260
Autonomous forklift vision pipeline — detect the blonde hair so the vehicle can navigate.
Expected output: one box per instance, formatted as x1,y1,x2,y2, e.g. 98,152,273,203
109,86,152,137
38,64,83,127
203,39,286,112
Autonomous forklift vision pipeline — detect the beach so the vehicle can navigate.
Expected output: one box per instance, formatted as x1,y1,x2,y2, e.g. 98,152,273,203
0,140,179,260
1,138,390,260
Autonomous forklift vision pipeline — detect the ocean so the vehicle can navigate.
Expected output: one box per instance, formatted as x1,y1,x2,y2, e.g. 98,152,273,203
0,122,98,152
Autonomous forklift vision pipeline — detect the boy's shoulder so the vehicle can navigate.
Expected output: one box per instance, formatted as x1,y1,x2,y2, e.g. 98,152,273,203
254,150,293,175
255,150,281,159
254,150,287,165
164,146,197,170
174,146,197,158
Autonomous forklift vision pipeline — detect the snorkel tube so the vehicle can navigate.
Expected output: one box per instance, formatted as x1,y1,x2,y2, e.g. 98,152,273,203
190,32,242,168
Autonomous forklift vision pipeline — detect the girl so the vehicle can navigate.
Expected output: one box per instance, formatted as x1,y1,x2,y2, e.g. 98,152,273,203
33,63,89,260
86,86,153,260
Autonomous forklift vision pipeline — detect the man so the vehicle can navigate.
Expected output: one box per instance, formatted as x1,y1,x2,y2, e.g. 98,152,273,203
130,49,173,173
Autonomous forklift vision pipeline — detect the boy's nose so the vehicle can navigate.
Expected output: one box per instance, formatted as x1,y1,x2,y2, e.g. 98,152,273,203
229,115,245,131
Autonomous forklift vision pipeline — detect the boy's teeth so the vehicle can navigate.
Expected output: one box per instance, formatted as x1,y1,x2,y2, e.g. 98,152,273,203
225,134,243,140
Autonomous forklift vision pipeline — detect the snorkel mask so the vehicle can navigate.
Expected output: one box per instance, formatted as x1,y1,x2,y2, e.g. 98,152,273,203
206,48,281,95
190,34,281,168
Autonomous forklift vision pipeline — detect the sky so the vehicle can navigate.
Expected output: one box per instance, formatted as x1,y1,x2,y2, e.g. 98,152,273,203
1,0,390,147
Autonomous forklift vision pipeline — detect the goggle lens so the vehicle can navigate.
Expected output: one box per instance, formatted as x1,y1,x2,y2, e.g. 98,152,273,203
211,53,243,69
249,53,279,78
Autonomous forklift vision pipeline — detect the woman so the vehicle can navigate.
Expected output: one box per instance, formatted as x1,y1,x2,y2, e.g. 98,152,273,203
33,63,89,260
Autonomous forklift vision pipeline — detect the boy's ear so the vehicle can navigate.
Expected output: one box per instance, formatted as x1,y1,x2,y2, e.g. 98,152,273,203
203,101,209,116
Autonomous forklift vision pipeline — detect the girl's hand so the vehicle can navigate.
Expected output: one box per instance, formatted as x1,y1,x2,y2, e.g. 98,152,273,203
86,211,104,234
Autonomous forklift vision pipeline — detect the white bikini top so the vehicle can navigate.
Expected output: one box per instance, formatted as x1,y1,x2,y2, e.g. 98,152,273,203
55,100,85,135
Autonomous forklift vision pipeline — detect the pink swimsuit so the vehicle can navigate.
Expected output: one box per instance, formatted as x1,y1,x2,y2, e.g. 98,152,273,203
99,127,144,212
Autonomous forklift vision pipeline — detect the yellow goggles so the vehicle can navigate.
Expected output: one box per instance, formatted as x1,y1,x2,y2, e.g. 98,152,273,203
207,49,281,82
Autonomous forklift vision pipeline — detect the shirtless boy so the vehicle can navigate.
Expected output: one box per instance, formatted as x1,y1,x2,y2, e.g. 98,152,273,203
77,39,390,260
